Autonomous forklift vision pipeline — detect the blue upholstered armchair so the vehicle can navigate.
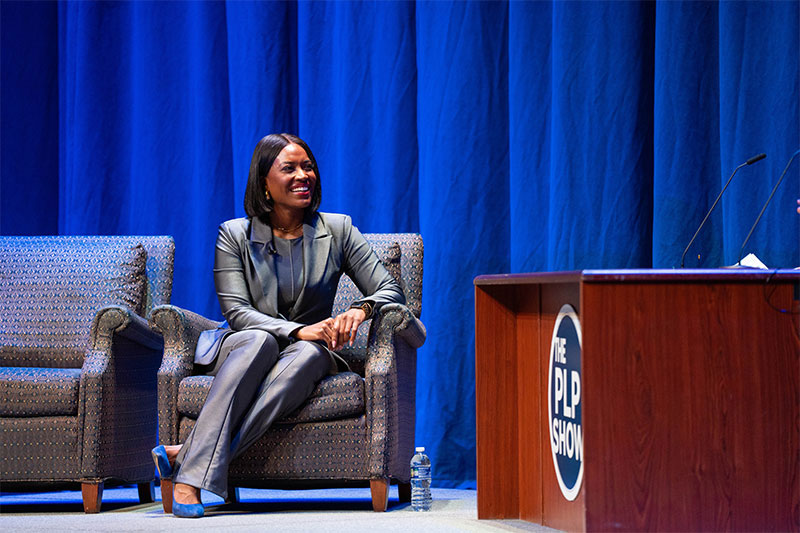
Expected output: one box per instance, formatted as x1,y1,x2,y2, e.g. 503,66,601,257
150,233,425,512
0,236,174,512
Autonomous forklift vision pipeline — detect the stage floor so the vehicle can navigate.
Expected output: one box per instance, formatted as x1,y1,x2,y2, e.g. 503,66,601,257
0,485,561,532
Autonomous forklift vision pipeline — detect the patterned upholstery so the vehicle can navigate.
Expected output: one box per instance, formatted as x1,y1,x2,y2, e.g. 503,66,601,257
0,236,174,510
0,367,81,416
152,233,425,501
1,416,82,479
183,416,370,480
333,235,421,374
0,241,146,368
178,372,365,422
0,236,174,368
279,372,364,424
332,235,421,318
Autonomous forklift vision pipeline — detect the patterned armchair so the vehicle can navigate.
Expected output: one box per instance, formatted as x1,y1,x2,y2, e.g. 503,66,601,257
0,236,174,512
150,233,424,512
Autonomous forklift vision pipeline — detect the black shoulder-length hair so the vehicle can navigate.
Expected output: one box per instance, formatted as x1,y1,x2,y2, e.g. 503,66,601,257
243,133,322,219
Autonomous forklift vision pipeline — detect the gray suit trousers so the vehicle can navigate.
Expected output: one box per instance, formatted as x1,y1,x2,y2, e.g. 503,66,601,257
172,329,330,498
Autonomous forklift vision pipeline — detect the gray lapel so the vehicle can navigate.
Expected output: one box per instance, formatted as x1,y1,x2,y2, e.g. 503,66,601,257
247,217,278,316
293,213,331,317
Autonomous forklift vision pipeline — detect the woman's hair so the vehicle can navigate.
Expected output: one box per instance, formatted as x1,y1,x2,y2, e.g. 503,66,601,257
243,133,322,218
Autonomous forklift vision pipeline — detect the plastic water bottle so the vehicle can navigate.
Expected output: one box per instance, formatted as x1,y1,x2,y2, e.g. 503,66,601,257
410,446,432,511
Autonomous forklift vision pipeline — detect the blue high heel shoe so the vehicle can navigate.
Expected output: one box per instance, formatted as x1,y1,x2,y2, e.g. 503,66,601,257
172,485,204,518
151,445,173,480
172,499,205,518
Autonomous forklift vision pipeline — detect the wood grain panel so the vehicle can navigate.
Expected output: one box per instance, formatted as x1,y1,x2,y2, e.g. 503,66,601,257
582,280,799,531
475,272,799,530
475,285,520,518
516,285,543,522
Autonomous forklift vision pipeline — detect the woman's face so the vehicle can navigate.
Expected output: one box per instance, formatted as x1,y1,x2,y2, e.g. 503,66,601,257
265,143,317,213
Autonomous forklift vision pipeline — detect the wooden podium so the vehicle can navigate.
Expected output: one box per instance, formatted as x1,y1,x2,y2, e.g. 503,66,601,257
474,270,799,532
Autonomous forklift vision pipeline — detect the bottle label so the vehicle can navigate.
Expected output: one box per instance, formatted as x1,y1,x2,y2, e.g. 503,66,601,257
411,466,431,477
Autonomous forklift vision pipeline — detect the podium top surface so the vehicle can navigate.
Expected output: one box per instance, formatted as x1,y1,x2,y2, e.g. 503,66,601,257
474,268,800,286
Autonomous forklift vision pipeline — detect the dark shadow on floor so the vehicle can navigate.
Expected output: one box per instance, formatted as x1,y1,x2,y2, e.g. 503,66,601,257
0,499,156,514
1,496,411,515
193,498,410,515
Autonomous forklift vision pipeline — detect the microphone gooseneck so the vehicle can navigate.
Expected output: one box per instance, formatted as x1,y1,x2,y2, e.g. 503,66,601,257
737,148,800,266
680,153,767,268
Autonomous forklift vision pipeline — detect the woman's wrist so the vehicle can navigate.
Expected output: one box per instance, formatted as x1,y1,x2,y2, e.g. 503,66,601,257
289,326,303,340
349,301,374,320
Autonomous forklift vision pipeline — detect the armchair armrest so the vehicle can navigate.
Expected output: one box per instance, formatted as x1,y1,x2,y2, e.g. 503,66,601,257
80,305,164,479
363,303,426,480
148,304,221,444
90,305,163,351
379,303,426,349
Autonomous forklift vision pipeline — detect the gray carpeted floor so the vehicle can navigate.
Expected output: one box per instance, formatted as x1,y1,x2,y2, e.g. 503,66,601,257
0,485,563,532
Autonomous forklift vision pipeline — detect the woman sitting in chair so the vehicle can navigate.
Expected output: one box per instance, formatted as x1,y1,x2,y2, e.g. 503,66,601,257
152,133,405,518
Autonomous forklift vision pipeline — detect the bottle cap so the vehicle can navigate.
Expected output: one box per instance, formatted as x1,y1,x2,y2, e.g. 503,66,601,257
415,446,425,452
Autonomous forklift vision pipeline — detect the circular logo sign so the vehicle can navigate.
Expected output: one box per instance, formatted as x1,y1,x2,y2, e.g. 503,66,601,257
548,304,583,501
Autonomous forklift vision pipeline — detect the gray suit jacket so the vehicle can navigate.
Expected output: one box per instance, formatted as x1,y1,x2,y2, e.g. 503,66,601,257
195,212,405,368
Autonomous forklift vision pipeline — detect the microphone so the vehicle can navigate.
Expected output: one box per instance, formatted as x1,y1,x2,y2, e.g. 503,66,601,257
680,153,766,268
737,148,800,266
267,241,277,255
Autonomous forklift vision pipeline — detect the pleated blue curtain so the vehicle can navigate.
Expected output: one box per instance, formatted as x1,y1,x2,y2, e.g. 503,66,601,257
653,1,723,267
416,0,511,487
653,1,800,268
56,1,236,316
1,1,59,236
295,0,419,232
509,1,657,272
716,2,799,265
226,1,299,213
1,0,798,488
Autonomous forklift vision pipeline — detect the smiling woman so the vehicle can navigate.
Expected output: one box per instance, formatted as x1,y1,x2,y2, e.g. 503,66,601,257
244,134,323,233
265,144,316,221
152,133,406,518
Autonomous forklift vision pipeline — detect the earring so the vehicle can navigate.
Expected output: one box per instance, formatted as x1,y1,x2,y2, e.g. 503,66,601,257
265,189,272,201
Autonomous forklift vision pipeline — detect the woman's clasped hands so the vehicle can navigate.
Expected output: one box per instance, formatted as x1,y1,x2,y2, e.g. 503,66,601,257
294,308,367,350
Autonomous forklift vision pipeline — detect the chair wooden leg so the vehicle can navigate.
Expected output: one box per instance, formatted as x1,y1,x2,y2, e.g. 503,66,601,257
138,481,155,503
160,479,173,513
225,486,240,504
370,478,390,512
398,481,411,503
81,481,104,513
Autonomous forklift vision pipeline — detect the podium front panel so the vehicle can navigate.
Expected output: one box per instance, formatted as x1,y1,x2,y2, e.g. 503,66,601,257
475,270,799,532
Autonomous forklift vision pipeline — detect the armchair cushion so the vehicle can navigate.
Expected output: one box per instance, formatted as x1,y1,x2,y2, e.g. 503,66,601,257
0,367,81,416
280,372,365,424
0,239,148,368
177,371,365,424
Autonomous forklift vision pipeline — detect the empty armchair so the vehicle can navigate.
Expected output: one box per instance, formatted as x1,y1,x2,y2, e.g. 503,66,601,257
0,236,174,512
150,233,424,512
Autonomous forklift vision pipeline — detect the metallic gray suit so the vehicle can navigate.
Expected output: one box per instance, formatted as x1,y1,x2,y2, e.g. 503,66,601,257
172,212,404,498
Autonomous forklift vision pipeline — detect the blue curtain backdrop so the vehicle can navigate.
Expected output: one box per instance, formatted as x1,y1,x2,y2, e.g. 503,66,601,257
2,1,798,488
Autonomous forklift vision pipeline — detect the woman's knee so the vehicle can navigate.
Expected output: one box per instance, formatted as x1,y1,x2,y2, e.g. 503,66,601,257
291,341,333,376
248,330,278,357
221,330,279,371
